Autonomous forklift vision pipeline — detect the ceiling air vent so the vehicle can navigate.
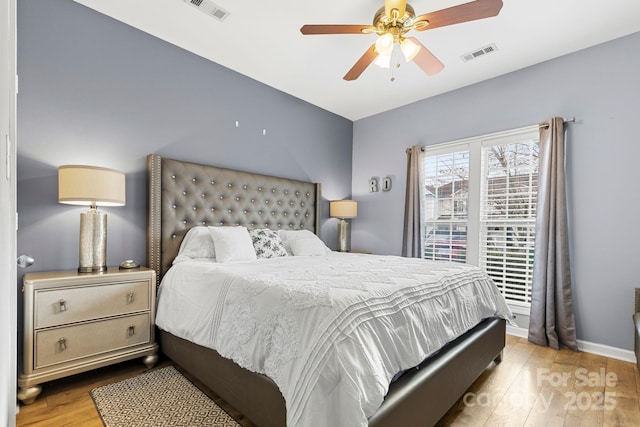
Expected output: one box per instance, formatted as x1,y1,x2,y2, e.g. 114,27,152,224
461,43,498,63
184,0,230,22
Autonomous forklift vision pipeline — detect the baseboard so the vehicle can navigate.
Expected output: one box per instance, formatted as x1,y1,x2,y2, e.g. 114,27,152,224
506,326,636,363
576,339,636,363
506,324,528,338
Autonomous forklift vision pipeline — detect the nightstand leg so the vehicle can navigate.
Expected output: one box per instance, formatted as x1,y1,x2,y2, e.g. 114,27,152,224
143,352,158,369
17,384,42,405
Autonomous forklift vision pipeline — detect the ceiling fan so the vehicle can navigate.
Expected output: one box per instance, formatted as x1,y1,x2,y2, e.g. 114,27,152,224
300,0,503,81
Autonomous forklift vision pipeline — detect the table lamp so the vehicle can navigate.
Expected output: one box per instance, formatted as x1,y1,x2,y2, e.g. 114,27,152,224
330,200,357,252
58,165,125,272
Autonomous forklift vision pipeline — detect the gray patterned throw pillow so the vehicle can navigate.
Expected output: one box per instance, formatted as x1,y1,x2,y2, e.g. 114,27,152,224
249,229,289,259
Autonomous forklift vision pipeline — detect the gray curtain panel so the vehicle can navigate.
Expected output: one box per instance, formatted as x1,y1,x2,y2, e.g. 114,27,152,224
402,145,424,258
528,117,578,350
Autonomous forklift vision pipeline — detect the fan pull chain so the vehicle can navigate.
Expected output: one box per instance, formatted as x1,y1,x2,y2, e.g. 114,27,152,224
390,44,399,82
390,44,403,82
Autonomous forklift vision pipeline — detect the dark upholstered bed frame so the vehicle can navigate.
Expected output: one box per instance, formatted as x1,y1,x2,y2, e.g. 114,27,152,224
146,154,506,427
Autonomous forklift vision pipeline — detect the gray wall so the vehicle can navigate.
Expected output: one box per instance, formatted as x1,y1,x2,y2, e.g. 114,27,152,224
16,0,353,284
352,31,640,350
16,0,640,355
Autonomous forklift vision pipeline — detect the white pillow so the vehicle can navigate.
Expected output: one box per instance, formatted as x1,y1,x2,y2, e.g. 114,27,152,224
209,226,257,263
278,230,331,256
173,226,216,264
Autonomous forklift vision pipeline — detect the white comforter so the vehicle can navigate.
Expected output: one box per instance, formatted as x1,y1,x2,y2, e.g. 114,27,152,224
155,253,511,427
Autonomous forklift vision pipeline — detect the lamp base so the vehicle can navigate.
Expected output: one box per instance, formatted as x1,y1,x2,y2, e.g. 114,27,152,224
78,209,107,273
337,219,351,252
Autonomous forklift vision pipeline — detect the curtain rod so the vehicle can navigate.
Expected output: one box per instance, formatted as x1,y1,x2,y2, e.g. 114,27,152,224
539,117,576,129
409,117,577,153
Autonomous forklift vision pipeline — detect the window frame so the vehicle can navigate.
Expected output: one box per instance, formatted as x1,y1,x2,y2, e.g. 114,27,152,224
422,125,540,307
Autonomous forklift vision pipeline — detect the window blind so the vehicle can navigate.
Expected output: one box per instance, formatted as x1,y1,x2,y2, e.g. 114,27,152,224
480,139,538,305
421,126,540,306
423,150,469,263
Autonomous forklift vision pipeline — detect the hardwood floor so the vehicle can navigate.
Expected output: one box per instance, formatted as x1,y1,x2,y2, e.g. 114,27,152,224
436,335,640,426
16,335,640,427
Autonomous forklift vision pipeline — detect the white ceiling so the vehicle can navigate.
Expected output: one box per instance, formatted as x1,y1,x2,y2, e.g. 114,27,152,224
73,0,640,121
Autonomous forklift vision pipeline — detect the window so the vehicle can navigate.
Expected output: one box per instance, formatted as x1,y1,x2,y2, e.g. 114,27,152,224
424,150,469,263
422,126,540,307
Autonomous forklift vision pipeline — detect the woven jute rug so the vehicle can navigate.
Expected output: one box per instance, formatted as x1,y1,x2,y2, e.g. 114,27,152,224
90,366,241,427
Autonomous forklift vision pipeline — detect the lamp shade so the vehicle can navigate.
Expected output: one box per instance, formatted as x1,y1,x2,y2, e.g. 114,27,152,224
400,38,420,62
58,165,126,207
374,54,391,69
330,200,357,219
375,33,394,56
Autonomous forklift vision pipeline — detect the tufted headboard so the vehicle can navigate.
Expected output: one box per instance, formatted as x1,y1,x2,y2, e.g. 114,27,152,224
146,154,321,283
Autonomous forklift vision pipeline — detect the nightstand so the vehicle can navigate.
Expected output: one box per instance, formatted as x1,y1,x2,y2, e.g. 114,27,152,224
18,267,159,404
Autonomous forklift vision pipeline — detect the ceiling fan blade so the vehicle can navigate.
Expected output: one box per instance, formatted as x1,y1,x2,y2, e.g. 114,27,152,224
384,0,406,20
343,45,378,81
414,0,503,31
300,24,376,35
408,37,444,76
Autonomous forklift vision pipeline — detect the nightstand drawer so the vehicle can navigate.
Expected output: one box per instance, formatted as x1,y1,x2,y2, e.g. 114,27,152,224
34,280,150,329
34,313,151,369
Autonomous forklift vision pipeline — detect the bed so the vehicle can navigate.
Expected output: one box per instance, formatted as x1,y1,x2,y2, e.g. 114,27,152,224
146,154,509,427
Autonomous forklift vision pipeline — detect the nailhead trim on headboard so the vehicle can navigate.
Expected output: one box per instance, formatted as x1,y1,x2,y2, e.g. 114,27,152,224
146,154,162,287
147,155,321,282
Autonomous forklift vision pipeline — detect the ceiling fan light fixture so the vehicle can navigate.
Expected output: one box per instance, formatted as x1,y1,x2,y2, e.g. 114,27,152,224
300,0,505,81
374,54,391,69
400,38,420,62
375,33,394,56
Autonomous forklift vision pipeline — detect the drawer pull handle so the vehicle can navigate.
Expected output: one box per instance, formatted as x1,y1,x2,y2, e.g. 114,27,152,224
59,299,67,312
128,325,135,336
58,337,67,351
127,291,135,304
